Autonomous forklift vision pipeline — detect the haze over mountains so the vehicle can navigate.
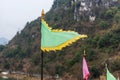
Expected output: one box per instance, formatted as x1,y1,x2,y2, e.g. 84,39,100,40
0,37,8,45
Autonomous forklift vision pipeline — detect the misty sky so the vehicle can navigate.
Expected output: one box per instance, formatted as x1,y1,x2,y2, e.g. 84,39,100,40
0,0,54,40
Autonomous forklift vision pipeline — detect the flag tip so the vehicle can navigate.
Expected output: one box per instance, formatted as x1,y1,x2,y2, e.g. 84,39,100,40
41,9,44,19
84,50,86,57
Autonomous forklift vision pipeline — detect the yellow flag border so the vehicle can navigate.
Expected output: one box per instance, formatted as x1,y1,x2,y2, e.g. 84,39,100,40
42,19,79,33
41,19,88,52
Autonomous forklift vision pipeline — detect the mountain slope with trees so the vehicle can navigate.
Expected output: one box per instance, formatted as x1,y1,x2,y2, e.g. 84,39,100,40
0,0,120,79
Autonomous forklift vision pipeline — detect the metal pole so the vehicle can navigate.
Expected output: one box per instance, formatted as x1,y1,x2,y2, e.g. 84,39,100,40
41,9,44,80
41,51,43,80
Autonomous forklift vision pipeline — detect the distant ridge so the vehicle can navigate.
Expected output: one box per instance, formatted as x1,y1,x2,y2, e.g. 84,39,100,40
0,37,8,45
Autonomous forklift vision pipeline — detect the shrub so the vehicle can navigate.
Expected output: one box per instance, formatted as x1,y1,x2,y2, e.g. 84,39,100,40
105,10,114,19
66,52,80,67
99,21,109,30
90,67,101,78
111,59,120,71
87,50,97,61
0,45,5,51
98,33,111,48
114,11,120,23
55,65,65,75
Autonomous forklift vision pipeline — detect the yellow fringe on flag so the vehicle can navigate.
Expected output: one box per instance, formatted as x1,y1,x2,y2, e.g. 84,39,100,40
41,19,88,52
41,35,87,52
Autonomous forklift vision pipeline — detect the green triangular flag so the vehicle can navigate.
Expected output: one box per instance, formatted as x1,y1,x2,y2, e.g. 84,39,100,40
107,68,116,80
41,19,87,52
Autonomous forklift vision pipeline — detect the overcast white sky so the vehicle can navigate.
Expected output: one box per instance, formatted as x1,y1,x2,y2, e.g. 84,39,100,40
0,0,54,40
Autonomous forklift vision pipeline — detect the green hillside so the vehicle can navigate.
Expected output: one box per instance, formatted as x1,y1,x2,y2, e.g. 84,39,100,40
0,0,120,79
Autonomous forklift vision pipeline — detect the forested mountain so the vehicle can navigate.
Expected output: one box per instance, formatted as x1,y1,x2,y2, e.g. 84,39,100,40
0,0,120,79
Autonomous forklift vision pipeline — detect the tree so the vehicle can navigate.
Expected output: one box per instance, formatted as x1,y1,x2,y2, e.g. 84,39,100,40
0,45,5,51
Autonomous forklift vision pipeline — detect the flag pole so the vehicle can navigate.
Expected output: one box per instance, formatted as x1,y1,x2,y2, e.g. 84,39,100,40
41,51,43,80
41,9,44,80
83,50,90,80
105,63,107,80
83,50,86,80
84,50,86,57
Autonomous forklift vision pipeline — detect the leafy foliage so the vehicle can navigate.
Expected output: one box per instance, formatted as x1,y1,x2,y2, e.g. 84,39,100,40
0,45,5,51
111,58,120,71
66,52,80,67
90,66,101,78
4,46,25,58
99,21,109,29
